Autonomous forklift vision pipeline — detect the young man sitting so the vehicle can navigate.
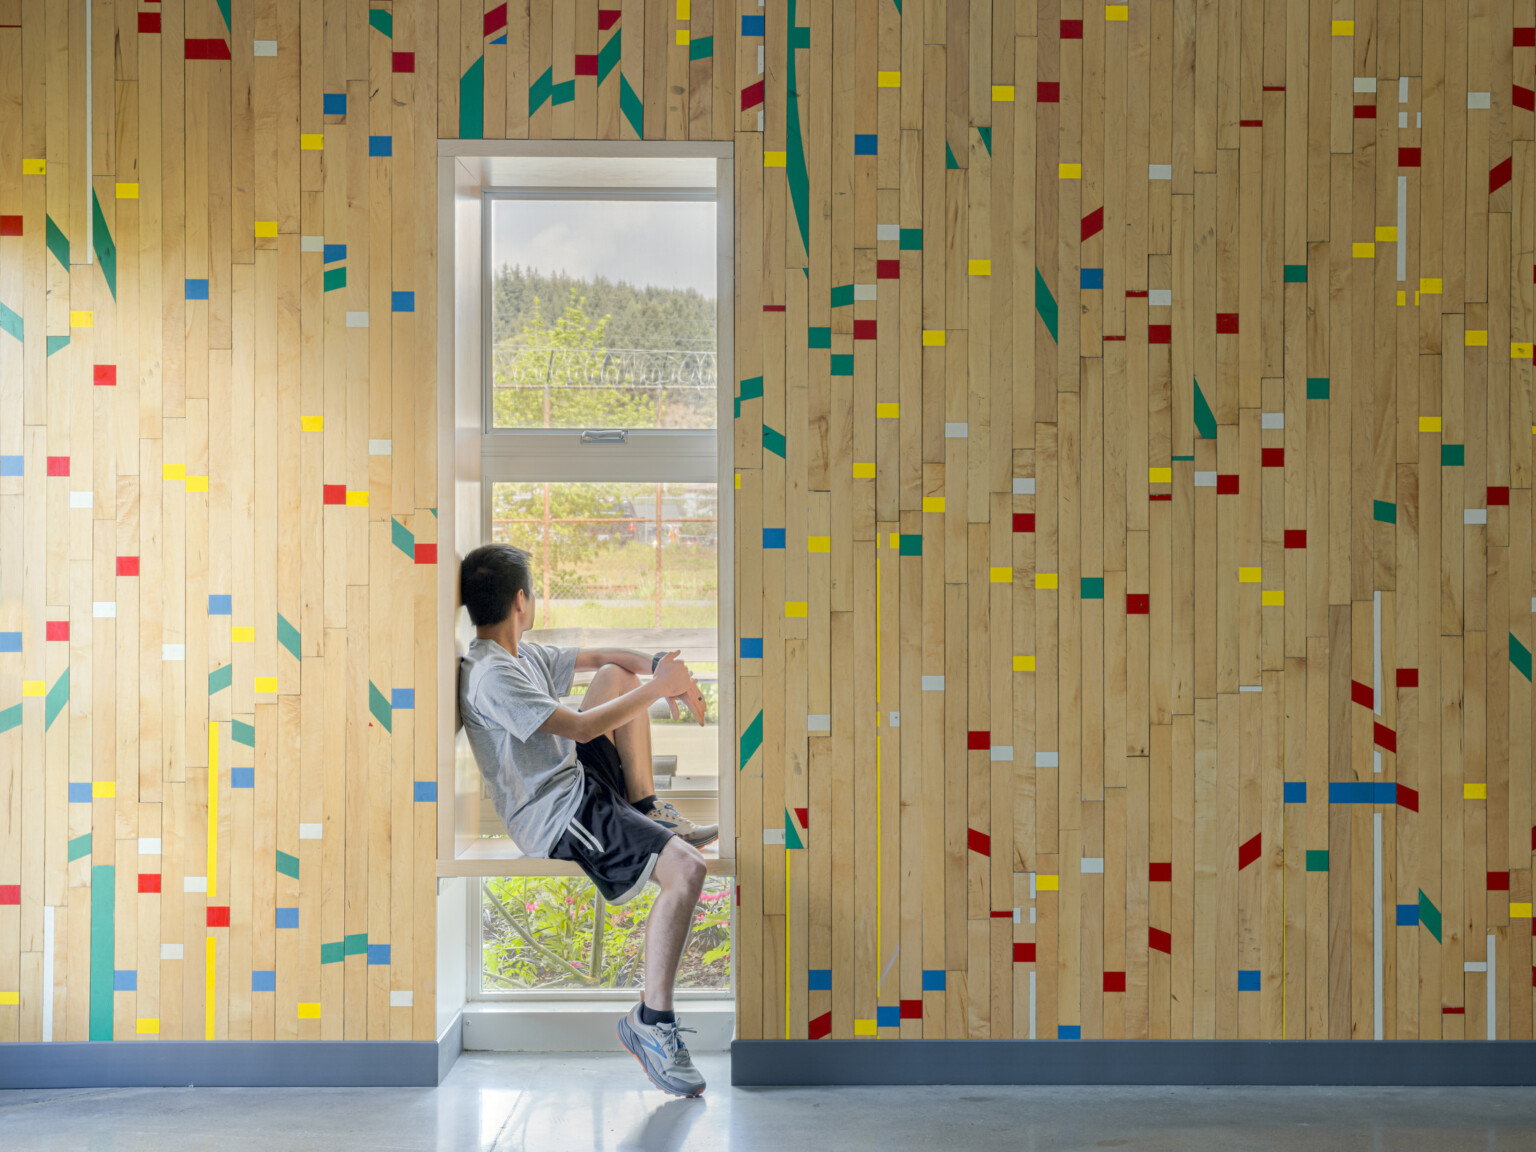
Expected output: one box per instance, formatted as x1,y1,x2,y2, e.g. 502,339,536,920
457,542,715,1097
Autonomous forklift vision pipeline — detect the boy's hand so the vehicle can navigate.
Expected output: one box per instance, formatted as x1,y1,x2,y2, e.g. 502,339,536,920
652,651,707,726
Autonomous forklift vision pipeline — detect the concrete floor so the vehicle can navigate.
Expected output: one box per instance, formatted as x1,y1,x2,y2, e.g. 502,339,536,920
2,1053,1535,1151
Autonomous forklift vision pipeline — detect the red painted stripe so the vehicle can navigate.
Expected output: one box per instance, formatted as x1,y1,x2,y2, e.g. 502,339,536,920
1491,156,1513,193
1351,680,1375,709
1126,289,1149,297
599,9,620,30
484,3,508,37
1081,206,1104,241
1149,927,1172,954
1104,334,1126,341
741,79,765,111
185,37,230,59
1238,832,1262,870
1239,118,1263,127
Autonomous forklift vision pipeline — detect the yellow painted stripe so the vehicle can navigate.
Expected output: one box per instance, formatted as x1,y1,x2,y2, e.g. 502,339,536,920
1149,467,1172,483
1106,4,1129,19
345,490,369,507
1332,19,1354,34
1511,343,1534,359
675,29,690,45
255,676,278,693
0,991,19,1006
301,415,324,431
784,601,808,618
764,151,787,168
1420,277,1442,294
208,722,218,900
1036,573,1058,590
853,461,876,479
921,329,946,346
1510,903,1533,919
186,476,208,493
22,680,44,697
991,85,1014,101
1464,782,1487,800
300,134,324,150
232,627,255,642
1037,874,1059,891
1238,566,1262,583
990,567,1013,583
1352,242,1375,258
70,311,94,327
1419,416,1442,432
1375,226,1398,241
808,536,831,553
922,496,945,513
93,781,115,798
1261,590,1285,607
1059,163,1082,179
877,71,901,88
1014,655,1036,672
854,1018,878,1036
254,221,278,238
676,0,689,17
163,464,186,481
1465,330,1488,346
968,259,991,275
116,183,139,199
876,402,900,418
22,158,46,175
137,1018,160,1034
298,1002,321,1020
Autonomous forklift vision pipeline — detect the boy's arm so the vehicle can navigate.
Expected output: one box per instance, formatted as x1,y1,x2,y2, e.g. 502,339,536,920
539,654,694,742
573,648,653,675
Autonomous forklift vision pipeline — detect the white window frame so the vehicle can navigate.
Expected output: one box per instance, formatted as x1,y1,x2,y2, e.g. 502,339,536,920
436,139,736,880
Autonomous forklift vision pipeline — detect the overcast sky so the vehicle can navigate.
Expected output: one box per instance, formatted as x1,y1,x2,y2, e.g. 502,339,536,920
492,200,717,297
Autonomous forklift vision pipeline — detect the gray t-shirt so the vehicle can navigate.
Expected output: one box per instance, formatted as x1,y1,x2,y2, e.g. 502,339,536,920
458,637,583,858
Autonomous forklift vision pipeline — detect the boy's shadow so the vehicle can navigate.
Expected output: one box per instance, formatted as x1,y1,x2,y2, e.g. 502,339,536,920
618,1094,707,1151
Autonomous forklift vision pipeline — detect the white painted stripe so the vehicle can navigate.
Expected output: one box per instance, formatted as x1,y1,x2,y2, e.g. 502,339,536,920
1467,92,1491,109
1373,812,1383,1040
93,601,116,618
1080,857,1104,873
299,823,323,839
878,944,898,993
1029,970,1037,1039
1397,176,1407,281
345,311,369,328
1013,478,1036,495
1029,905,1036,924
1398,112,1408,129
139,837,162,854
84,0,91,266
756,109,764,132
1374,749,1383,774
1487,932,1496,1040
390,990,413,1007
763,827,786,845
1464,508,1488,525
69,490,92,509
1012,908,1020,924
757,45,764,75
1194,471,1217,487
876,224,900,242
1399,76,1409,103
1148,289,1172,307
368,439,392,455
1036,751,1058,768
853,284,876,301
1464,960,1487,973
161,943,184,960
807,714,831,732
184,876,207,893
888,711,900,727
989,745,1014,762
1261,412,1284,429
1029,872,1036,899
42,905,54,1042
254,39,277,56
921,675,945,691
1149,164,1172,180
944,422,968,438
1373,590,1382,715
300,235,325,252
163,644,185,661
1354,76,1377,93
1239,685,1262,693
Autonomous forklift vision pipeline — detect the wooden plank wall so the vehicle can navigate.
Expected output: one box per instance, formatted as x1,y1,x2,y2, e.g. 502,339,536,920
2,0,1533,1049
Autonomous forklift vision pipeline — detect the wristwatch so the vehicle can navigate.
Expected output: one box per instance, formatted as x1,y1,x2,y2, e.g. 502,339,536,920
651,651,665,673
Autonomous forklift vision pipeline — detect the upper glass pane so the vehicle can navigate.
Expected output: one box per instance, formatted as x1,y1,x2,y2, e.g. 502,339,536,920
489,196,717,430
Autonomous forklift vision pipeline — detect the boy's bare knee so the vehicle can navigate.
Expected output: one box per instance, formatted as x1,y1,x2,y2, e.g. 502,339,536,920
603,663,641,688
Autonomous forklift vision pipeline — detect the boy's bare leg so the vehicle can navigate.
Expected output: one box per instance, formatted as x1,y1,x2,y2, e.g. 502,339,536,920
642,838,707,1011
577,663,656,803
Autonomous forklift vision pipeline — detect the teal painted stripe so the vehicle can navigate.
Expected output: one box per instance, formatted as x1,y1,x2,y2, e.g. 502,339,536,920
783,0,810,255
93,191,117,300
344,932,369,956
278,613,301,662
945,141,959,169
597,28,621,84
0,702,20,735
368,8,392,37
45,668,69,730
321,941,344,964
740,709,764,769
831,284,854,308
1374,499,1397,525
529,66,553,116
619,74,644,138
1306,377,1329,399
69,832,92,862
552,79,575,106
1283,263,1307,283
46,214,69,269
392,517,415,559
232,719,255,747
461,56,485,140
1193,378,1217,440
323,266,347,292
762,424,786,459
47,335,69,357
90,864,116,1040
977,125,992,155
277,849,300,880
735,375,763,418
785,808,804,850
689,34,713,61
1419,889,1442,943
215,0,230,30
0,301,21,342
209,663,232,695
1035,268,1058,343
1512,633,1533,682
370,681,393,732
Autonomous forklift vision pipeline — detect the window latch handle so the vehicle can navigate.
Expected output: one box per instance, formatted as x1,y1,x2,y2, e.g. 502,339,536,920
580,429,628,444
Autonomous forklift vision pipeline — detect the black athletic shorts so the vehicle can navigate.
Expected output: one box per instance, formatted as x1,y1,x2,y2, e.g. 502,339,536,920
548,734,676,904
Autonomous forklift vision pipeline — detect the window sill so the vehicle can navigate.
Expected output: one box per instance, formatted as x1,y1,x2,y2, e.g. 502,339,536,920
439,838,731,878
462,997,735,1052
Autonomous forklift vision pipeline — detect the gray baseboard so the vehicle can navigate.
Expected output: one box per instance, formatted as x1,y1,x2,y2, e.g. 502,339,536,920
730,1039,1536,1086
0,1037,451,1088
437,1010,464,1082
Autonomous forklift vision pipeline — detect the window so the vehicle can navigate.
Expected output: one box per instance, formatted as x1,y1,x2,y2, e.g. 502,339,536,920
439,144,734,997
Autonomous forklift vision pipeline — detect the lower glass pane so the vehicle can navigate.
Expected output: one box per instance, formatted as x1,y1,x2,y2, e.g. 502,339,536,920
480,875,732,992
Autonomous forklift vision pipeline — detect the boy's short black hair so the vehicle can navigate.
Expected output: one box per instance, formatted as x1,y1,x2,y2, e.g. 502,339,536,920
460,543,534,627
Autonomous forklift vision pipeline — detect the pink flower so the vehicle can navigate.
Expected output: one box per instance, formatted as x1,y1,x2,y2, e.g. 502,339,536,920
525,900,540,913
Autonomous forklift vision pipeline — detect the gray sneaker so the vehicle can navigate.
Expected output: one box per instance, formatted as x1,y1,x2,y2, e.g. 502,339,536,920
617,1003,706,1097
642,799,718,850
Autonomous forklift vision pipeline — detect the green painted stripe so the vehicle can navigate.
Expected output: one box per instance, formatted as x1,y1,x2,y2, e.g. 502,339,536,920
1306,377,1329,399
1283,263,1307,283
597,28,621,84
551,79,575,106
830,354,853,376
1418,889,1442,943
529,66,553,117
619,74,644,138
232,719,255,747
392,517,415,559
735,375,763,419
785,808,804,850
368,8,392,37
1441,443,1465,466
90,864,115,1040
276,849,300,880
1305,849,1328,872
323,266,346,292
93,191,117,300
45,668,70,730
47,335,69,357
688,34,713,61
278,613,301,662
215,0,230,30
69,832,92,862
461,56,485,140
783,0,810,255
321,940,344,964
1374,499,1397,525
46,214,69,269
739,709,763,769
369,681,393,732
898,533,922,556
0,702,20,735
898,227,922,250
976,126,992,156
831,284,854,308
1511,632,1533,682
344,932,369,956
1035,268,1058,343
1193,378,1217,440
945,141,960,169
0,301,21,342
1081,577,1105,600
762,423,786,459
209,663,232,695
808,326,831,348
